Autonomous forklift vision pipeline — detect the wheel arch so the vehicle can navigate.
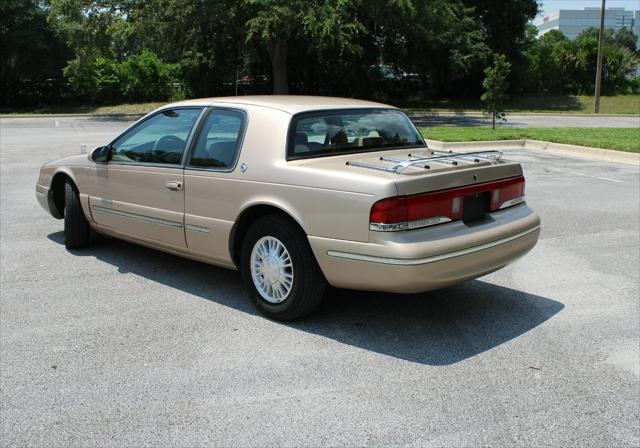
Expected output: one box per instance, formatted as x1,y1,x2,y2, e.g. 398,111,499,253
49,170,75,218
49,168,85,218
229,201,308,268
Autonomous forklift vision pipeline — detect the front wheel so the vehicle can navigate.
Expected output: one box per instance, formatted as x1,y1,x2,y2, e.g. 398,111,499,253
64,181,90,249
241,215,326,320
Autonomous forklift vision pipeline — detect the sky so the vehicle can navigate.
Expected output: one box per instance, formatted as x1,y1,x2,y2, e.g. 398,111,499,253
537,0,640,17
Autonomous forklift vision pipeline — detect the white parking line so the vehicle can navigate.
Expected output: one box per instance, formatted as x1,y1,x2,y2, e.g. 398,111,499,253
546,168,624,183
595,176,624,183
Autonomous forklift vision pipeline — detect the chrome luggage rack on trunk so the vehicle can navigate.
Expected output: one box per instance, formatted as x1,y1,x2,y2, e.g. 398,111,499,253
346,149,503,173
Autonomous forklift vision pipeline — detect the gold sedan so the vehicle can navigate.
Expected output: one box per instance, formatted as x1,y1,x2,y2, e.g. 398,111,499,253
36,96,540,320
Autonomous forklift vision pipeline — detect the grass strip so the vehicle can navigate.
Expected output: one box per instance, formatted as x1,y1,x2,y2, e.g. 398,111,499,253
418,127,640,153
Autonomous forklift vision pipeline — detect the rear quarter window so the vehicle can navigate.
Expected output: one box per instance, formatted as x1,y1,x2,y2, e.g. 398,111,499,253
188,109,245,169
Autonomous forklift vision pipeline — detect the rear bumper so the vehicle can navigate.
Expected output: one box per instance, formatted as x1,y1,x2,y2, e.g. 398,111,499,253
308,204,540,293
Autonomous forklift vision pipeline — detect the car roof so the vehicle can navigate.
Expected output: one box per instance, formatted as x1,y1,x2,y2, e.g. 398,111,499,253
168,95,395,114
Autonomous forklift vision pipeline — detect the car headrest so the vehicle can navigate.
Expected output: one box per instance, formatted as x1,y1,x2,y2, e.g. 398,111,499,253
207,141,237,166
294,132,308,145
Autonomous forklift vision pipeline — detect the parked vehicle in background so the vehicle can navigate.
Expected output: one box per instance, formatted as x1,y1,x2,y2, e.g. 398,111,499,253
36,96,540,320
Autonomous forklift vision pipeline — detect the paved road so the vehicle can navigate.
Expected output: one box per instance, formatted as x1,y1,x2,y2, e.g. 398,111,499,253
1,117,639,447
408,112,640,127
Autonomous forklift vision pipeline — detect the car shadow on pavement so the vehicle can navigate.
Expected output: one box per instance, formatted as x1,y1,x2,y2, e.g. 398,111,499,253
48,231,564,366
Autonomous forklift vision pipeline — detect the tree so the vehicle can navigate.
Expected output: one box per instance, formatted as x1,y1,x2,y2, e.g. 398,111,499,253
523,27,639,96
462,0,537,93
463,0,538,56
481,54,511,129
5,0,551,105
378,0,491,98
573,29,639,94
577,27,637,53
614,27,638,53
244,0,364,94
0,0,70,106
525,30,572,93
129,0,245,97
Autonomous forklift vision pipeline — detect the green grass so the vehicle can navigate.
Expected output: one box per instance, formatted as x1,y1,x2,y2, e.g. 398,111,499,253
405,94,640,114
0,102,165,115
418,127,640,153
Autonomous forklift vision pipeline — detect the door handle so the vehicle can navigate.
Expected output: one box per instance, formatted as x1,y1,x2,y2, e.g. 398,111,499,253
166,181,183,191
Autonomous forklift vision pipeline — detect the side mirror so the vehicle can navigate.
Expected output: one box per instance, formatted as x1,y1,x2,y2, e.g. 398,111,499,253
90,146,110,163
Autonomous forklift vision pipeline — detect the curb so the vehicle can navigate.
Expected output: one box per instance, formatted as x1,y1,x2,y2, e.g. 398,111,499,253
425,139,524,151
523,139,640,166
425,139,639,166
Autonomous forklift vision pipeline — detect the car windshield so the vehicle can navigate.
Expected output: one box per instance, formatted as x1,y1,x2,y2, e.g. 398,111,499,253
288,108,425,159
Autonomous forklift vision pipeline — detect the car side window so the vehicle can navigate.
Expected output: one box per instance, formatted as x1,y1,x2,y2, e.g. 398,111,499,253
189,109,245,169
110,108,202,165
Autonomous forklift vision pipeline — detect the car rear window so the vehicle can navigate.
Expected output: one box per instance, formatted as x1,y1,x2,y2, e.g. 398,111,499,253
288,108,425,159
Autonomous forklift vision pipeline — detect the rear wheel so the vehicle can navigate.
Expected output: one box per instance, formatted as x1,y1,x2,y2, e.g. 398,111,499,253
64,181,90,249
241,215,326,320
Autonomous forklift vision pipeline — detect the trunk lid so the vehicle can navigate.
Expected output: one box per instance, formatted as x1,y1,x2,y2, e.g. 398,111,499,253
375,148,523,196
291,147,524,196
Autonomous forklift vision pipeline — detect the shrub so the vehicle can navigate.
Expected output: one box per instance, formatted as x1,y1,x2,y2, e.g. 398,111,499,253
525,27,640,95
63,50,182,103
118,50,182,102
93,57,122,103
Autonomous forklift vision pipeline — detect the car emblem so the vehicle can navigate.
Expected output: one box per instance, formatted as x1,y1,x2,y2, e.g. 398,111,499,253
240,162,248,173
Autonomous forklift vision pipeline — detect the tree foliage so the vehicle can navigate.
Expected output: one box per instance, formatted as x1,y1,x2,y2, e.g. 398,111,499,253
2,0,638,108
0,0,71,106
62,50,182,103
244,0,365,94
525,27,639,95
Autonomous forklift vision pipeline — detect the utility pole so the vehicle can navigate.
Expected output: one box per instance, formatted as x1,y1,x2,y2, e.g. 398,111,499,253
594,0,606,113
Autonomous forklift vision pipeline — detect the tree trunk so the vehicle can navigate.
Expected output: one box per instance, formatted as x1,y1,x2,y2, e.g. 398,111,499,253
492,111,496,129
267,38,288,95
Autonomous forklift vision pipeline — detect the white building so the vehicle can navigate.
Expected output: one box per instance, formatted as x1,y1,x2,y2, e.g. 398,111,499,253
533,7,639,48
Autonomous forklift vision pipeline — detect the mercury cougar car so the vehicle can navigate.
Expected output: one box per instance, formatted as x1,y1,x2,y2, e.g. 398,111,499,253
36,96,540,320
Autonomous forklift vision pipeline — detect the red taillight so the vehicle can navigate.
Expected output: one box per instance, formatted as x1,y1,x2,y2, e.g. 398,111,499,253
370,176,525,231
369,196,409,225
491,176,526,210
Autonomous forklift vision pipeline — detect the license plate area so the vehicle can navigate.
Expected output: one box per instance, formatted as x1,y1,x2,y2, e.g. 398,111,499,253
463,191,490,223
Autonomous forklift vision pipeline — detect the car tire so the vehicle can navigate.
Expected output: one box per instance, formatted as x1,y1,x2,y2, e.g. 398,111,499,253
241,214,326,321
64,180,90,249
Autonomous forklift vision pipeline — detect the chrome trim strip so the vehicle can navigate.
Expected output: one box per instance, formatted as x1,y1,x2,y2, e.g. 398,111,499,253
370,216,452,232
108,161,183,169
92,206,183,228
327,225,540,266
185,224,210,233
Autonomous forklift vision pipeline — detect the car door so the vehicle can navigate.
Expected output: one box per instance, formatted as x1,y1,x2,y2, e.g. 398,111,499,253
89,107,204,251
183,107,247,265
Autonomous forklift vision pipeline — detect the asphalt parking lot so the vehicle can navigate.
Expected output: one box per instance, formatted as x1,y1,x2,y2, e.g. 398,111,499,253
1,117,639,447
